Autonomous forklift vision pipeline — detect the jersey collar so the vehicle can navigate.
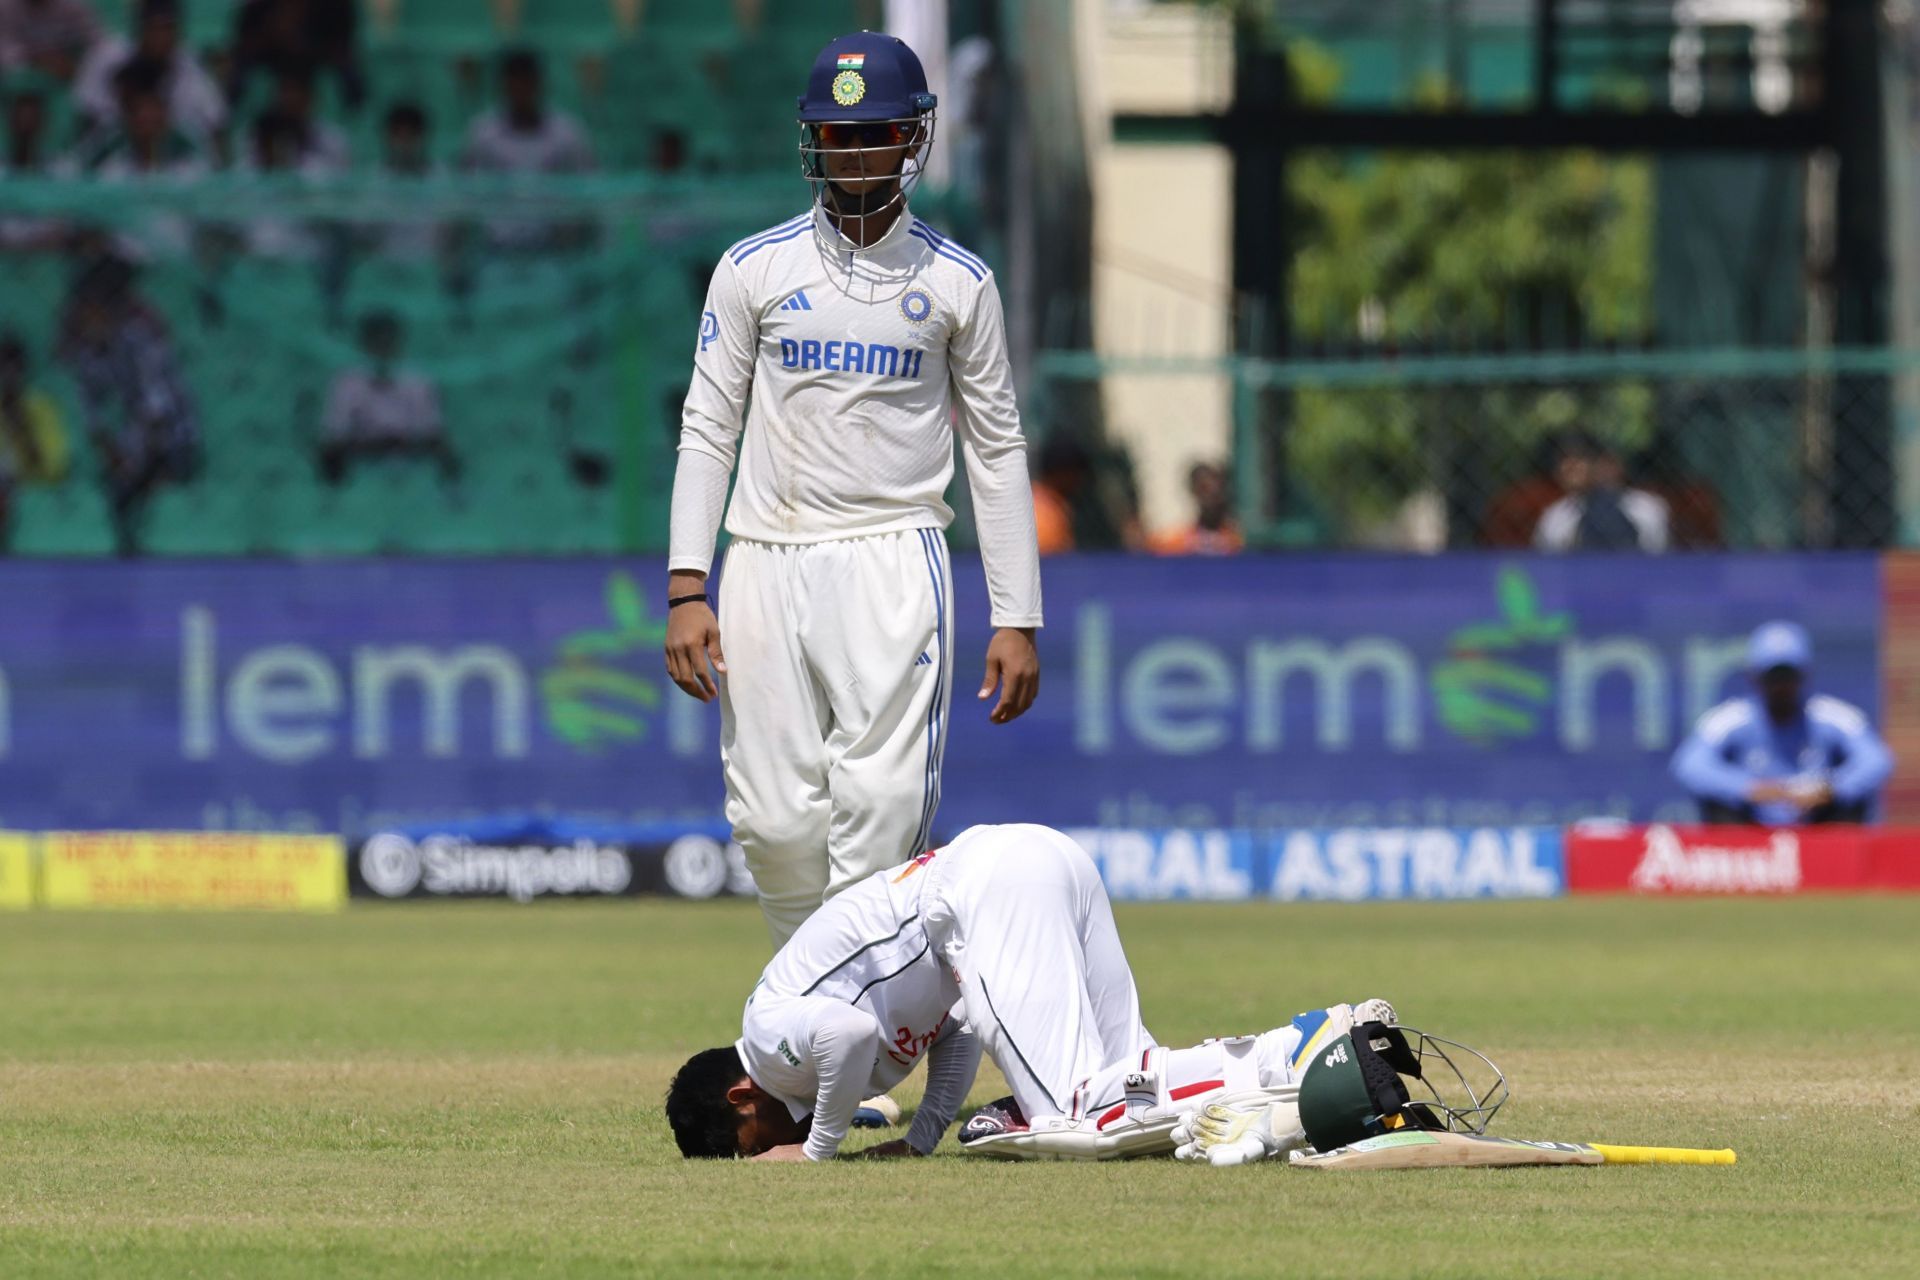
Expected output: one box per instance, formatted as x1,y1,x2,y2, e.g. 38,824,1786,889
812,200,917,258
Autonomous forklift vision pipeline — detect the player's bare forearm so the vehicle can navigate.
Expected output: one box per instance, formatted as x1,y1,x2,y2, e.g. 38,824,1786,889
663,569,727,702
979,626,1039,724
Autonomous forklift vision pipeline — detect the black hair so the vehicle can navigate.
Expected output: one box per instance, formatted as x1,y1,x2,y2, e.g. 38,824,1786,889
499,47,541,82
384,101,427,134
274,59,318,95
665,1046,747,1159
113,56,169,103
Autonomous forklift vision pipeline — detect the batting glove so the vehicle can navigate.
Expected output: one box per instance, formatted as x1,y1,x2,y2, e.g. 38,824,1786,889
1172,1094,1304,1168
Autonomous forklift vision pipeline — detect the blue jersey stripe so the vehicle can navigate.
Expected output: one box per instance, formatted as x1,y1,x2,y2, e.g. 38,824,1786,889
908,228,985,280
731,212,809,252
733,224,812,263
909,529,949,859
908,227,987,279
909,222,988,273
730,215,812,262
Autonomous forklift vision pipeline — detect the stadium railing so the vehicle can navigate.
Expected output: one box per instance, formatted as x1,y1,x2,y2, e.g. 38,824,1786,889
1032,345,1920,552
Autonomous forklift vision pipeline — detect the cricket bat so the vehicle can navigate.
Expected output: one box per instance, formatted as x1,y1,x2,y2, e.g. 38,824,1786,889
1287,1130,1736,1170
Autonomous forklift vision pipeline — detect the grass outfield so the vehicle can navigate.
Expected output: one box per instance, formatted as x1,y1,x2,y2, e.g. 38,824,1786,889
2,898,1917,1278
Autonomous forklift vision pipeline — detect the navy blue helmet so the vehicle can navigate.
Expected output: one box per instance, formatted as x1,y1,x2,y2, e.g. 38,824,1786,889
796,32,938,244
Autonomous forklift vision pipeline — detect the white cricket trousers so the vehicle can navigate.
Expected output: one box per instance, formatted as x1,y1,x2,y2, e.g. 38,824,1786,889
920,825,1157,1122
718,528,954,946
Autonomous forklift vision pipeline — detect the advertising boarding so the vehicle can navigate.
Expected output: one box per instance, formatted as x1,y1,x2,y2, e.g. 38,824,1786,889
0,556,1881,834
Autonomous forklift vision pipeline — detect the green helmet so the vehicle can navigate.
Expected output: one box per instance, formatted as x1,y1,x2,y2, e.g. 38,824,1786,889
1298,1021,1509,1153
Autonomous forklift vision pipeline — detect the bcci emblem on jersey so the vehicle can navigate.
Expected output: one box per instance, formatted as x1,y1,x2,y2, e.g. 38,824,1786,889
900,289,933,325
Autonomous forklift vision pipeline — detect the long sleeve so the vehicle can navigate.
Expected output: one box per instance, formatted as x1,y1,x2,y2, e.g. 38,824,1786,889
668,253,757,574
905,1019,981,1155
1671,714,1753,805
1816,699,1894,804
949,278,1042,628
800,1002,885,1162
667,447,732,574
678,255,756,473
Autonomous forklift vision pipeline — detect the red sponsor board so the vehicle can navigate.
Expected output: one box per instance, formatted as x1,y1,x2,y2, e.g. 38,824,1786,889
1566,825,1920,894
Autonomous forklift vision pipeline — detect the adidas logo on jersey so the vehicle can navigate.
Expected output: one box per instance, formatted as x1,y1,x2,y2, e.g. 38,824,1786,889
915,652,932,666
778,290,813,312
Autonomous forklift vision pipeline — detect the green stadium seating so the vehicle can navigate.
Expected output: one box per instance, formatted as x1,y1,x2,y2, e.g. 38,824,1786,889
7,0,874,559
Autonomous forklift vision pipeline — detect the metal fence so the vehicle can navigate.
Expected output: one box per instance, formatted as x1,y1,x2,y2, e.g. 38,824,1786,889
1032,345,1917,551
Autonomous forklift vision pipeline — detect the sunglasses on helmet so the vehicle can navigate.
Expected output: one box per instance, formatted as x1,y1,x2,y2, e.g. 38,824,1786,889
815,121,913,149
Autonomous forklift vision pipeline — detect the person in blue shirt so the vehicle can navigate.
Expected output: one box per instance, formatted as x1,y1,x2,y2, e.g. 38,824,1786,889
1671,622,1893,825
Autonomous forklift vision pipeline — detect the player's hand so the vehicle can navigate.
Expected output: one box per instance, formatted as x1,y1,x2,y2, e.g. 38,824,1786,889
980,627,1039,724
1789,778,1834,811
1748,780,1793,805
859,1139,923,1159
664,580,726,702
750,1143,812,1162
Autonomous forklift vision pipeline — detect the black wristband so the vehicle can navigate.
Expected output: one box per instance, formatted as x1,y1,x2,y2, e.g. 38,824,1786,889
668,593,710,610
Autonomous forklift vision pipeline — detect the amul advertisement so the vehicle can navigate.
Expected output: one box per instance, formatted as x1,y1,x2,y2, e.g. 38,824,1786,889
0,555,1881,833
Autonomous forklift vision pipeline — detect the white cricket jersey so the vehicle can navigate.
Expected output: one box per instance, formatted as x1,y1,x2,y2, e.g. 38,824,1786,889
673,204,1043,628
736,855,964,1157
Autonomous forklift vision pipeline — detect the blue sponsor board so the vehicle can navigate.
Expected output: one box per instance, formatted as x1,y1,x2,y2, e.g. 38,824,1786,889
1070,826,1565,902
0,554,1883,832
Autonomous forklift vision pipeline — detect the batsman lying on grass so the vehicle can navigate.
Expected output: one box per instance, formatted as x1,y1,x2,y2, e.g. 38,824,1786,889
665,822,1499,1164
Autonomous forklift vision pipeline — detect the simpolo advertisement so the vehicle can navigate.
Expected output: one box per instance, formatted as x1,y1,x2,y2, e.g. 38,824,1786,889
347,830,759,902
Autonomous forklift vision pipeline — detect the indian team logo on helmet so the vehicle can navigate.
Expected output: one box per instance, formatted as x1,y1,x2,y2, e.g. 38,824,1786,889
832,70,866,106
900,288,933,325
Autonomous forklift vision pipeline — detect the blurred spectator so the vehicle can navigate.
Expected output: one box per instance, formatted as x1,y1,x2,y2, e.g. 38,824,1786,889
319,310,454,484
1532,431,1669,552
1633,430,1723,550
0,0,103,82
1150,461,1244,555
73,0,226,144
461,48,594,175
1479,434,1566,548
461,49,593,253
0,331,72,547
2,79,68,251
652,128,688,175
1671,622,1893,825
226,0,361,115
69,57,208,178
3,76,50,173
244,61,349,173
56,256,201,556
1032,436,1088,555
381,100,433,176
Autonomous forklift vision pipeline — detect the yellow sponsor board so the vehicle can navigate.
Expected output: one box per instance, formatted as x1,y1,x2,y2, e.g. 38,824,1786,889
41,831,345,911
0,833,33,909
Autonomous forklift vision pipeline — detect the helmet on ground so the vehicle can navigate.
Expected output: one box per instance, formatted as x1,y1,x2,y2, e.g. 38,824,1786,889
1297,1021,1508,1153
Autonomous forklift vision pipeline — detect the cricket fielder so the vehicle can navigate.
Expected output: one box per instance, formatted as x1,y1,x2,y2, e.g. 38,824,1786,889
664,823,1406,1163
663,31,1044,946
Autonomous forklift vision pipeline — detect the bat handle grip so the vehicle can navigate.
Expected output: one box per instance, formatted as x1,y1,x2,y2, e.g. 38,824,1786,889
1590,1144,1737,1166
